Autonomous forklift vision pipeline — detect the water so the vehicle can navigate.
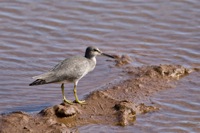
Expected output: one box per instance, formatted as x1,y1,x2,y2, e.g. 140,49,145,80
0,0,199,132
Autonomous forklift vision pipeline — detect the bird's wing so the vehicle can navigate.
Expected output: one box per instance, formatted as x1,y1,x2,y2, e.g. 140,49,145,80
32,72,54,80
52,56,90,81
32,56,90,83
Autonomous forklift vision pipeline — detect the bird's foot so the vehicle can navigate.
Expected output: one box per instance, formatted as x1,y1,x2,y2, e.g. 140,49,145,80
63,98,73,104
74,99,86,104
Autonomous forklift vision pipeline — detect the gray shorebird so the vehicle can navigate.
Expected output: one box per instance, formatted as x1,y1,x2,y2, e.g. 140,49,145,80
29,46,114,104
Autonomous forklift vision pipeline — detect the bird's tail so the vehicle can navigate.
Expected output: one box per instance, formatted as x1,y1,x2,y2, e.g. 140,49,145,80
29,79,46,86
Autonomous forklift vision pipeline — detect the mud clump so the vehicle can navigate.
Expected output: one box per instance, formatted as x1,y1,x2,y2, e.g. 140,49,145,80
0,111,70,133
113,101,159,126
114,55,133,67
111,54,133,67
39,103,80,118
152,65,193,79
114,101,136,126
0,64,195,132
136,103,159,114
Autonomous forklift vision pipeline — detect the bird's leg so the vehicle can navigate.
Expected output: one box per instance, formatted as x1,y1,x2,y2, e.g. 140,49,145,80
61,83,72,104
74,82,85,104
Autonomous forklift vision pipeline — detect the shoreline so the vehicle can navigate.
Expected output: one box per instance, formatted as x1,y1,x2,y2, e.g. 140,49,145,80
0,64,195,132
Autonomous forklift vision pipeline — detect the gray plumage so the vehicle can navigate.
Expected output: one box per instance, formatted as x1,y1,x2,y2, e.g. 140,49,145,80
29,46,114,104
30,56,95,85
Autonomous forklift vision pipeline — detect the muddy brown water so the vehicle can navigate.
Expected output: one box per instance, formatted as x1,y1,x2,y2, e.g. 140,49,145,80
0,0,199,132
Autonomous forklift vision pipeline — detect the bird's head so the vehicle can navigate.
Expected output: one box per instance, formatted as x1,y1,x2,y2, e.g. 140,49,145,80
85,46,114,59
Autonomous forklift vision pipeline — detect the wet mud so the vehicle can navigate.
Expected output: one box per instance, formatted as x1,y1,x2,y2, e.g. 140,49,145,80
0,58,196,132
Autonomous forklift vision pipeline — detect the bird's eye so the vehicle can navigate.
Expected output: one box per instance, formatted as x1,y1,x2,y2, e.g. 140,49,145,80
93,49,98,52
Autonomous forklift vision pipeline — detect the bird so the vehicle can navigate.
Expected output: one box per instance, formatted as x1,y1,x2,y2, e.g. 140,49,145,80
29,46,114,104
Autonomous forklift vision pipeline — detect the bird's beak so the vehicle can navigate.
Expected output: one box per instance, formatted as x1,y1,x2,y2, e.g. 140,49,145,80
101,53,115,58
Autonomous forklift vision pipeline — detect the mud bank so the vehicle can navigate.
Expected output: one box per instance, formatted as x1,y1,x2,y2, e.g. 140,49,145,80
0,64,196,133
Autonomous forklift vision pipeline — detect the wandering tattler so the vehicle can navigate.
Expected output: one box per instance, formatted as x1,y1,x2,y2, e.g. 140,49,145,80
29,46,114,104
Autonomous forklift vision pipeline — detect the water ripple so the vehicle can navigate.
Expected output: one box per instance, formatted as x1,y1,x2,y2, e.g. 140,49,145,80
0,0,199,132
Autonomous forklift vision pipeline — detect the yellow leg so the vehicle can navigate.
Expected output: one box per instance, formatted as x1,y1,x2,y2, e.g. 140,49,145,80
74,82,85,104
61,83,72,104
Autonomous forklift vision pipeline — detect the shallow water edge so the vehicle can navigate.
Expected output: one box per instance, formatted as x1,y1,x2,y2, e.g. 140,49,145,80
0,64,197,133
